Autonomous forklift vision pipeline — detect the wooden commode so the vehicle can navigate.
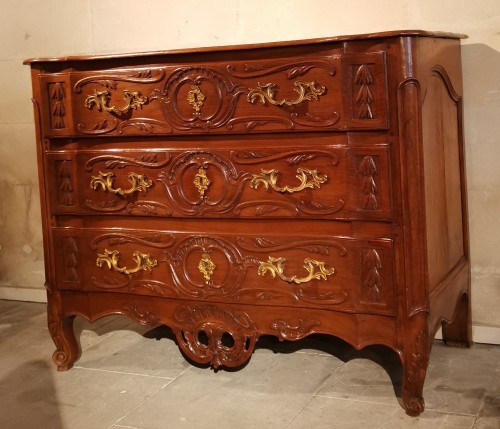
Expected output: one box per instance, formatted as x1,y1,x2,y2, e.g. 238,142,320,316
25,30,472,415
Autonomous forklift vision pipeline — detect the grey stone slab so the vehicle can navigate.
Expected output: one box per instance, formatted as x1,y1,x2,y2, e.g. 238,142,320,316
473,364,500,429
315,345,402,407
75,323,191,379
0,362,169,429
119,350,339,429
289,396,477,429
316,342,500,415
423,343,500,415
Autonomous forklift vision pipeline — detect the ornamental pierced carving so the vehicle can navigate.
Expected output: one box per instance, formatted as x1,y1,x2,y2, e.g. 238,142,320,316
354,64,375,119
361,249,383,302
257,256,335,285
270,318,321,341
358,156,379,210
250,167,327,194
173,305,257,369
57,160,73,206
247,81,326,107
96,249,157,275
90,171,153,196
50,82,66,129
85,90,148,114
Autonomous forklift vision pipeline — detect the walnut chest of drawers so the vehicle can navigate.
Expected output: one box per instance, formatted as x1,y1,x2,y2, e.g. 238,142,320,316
25,30,472,415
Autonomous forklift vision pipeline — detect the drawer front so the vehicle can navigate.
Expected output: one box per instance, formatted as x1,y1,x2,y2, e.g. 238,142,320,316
53,226,395,315
39,51,387,137
46,136,391,220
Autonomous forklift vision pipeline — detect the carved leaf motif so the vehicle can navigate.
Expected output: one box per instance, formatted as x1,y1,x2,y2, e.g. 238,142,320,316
358,156,379,210
255,205,282,216
63,237,78,282
57,160,73,206
271,318,321,340
354,64,375,119
286,154,318,165
50,83,66,129
362,249,383,302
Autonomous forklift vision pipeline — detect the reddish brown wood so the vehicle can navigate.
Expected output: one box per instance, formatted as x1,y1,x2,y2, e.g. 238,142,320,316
26,31,471,416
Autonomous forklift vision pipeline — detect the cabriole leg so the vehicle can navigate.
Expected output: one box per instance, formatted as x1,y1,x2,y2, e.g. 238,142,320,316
47,292,80,371
401,322,430,416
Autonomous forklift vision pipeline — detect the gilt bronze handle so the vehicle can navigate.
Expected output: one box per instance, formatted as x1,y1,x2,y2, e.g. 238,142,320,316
96,249,157,275
250,167,327,194
85,89,148,114
247,81,326,107
257,256,335,284
90,171,152,196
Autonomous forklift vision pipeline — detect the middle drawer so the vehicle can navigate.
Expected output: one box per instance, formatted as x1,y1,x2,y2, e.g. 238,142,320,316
47,135,391,220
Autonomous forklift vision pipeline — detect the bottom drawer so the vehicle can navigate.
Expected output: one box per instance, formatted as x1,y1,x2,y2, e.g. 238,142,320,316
53,224,395,315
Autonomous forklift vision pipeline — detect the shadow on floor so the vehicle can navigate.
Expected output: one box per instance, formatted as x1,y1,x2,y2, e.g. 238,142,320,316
0,360,64,429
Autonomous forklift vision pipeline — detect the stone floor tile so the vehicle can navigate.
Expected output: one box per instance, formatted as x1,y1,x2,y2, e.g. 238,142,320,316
472,365,500,429
0,361,170,429
75,323,191,379
119,351,337,429
423,343,500,415
315,345,402,407
289,396,477,429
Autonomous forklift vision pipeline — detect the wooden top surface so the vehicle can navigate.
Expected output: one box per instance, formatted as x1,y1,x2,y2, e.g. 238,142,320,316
23,30,466,65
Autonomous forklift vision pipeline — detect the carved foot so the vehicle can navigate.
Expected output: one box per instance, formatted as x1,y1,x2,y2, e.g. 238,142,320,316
442,292,473,348
401,327,429,416
48,306,80,371
173,305,257,369
404,396,425,416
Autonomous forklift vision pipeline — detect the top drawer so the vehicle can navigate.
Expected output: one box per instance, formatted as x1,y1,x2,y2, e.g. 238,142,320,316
39,51,388,137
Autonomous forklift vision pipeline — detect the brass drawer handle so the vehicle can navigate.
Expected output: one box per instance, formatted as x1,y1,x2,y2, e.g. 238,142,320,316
258,256,335,284
85,89,148,114
247,80,326,107
90,171,153,196
96,249,157,275
250,167,327,194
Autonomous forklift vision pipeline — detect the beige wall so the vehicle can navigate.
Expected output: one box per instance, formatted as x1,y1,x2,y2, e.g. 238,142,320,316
1,1,499,333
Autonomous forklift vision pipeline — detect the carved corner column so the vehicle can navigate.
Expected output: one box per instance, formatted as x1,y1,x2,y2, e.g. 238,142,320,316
46,287,80,371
